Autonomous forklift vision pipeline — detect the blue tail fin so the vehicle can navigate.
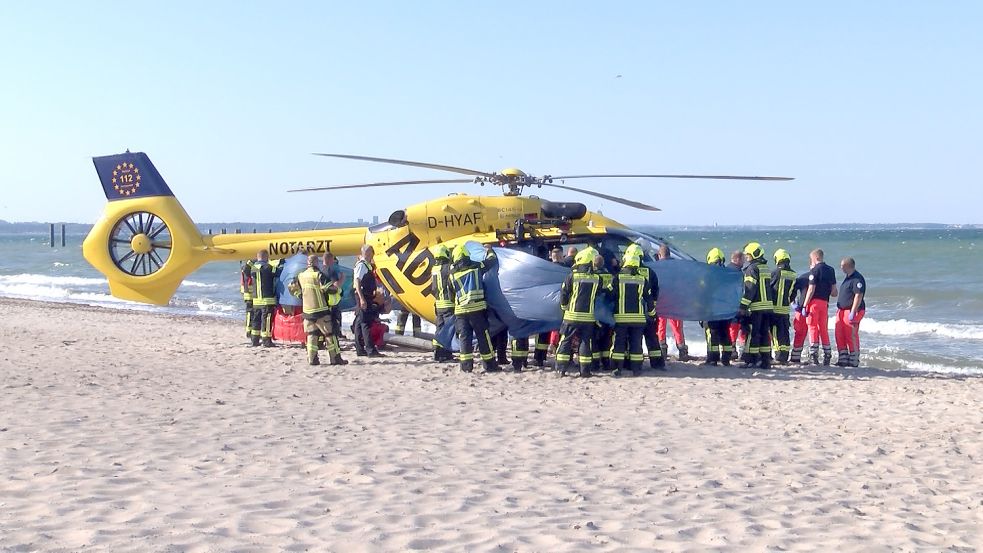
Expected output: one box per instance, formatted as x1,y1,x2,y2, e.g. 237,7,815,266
93,151,174,201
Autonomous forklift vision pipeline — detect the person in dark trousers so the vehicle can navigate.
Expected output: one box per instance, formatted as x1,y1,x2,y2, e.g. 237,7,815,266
769,249,797,365
738,242,775,369
292,255,347,366
591,254,615,371
835,257,866,367
430,245,455,362
625,243,664,369
611,247,655,376
353,245,383,357
450,243,499,373
246,249,282,347
702,248,734,366
394,310,422,337
319,252,345,344
555,247,609,377
240,261,253,340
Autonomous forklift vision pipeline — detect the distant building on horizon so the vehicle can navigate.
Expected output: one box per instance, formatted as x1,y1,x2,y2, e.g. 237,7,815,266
372,215,379,225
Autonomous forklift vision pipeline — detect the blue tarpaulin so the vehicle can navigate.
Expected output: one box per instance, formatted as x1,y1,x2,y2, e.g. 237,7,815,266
435,242,744,350
276,253,355,310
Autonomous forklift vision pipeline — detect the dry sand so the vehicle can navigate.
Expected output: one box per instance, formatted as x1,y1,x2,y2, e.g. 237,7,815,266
1,297,981,552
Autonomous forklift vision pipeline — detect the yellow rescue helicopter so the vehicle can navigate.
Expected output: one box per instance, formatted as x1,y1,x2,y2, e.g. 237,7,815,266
82,151,791,321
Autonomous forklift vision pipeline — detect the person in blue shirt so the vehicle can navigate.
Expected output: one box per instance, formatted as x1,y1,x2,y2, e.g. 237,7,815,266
835,257,867,367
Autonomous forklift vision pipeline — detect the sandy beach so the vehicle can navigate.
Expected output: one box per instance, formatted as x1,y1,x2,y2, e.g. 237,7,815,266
1,297,981,552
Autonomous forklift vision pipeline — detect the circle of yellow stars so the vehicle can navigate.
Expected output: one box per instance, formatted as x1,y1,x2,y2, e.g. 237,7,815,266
112,162,142,196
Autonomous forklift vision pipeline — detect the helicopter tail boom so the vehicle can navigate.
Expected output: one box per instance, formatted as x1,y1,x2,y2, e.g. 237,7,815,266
83,152,367,305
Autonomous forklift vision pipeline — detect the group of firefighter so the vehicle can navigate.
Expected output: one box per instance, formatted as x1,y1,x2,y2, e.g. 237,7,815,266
429,241,833,377
241,239,857,375
241,251,348,366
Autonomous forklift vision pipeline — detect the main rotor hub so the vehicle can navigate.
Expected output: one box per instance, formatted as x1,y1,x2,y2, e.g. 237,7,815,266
475,168,551,196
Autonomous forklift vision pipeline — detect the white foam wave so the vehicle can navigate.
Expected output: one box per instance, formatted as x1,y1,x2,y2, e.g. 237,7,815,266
870,355,983,375
196,299,236,313
181,280,219,289
863,317,983,341
0,273,107,287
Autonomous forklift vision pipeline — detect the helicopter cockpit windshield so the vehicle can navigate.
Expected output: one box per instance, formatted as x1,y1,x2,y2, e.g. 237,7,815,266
605,228,696,262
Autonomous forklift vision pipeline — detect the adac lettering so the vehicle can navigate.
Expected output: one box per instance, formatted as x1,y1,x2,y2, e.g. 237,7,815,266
426,211,483,229
382,231,434,297
268,240,332,256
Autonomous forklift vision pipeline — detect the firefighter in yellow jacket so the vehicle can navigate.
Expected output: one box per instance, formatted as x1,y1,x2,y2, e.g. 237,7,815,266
611,248,656,376
739,242,776,369
625,243,664,369
245,250,282,347
555,246,610,377
702,248,734,366
770,248,797,365
291,255,348,366
430,245,455,362
239,261,253,339
450,243,499,373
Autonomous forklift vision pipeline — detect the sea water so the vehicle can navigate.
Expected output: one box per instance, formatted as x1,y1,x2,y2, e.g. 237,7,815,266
1,227,980,375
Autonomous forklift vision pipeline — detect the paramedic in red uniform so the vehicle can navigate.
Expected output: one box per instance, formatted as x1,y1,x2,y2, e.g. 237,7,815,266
656,245,690,361
801,248,837,365
835,257,866,368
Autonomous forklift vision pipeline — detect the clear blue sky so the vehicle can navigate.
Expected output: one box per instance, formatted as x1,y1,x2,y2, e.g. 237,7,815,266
1,2,979,226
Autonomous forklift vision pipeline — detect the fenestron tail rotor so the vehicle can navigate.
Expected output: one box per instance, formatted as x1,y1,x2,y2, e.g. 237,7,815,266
109,211,172,276
295,153,794,211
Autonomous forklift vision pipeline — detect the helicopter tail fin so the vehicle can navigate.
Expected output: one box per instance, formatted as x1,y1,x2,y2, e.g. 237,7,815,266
84,151,370,306
83,151,212,305
93,152,175,200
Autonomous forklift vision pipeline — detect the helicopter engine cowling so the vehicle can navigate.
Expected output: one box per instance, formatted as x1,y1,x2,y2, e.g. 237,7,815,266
540,200,587,220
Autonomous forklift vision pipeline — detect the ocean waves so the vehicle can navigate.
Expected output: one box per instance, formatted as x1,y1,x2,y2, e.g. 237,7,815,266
863,317,983,341
0,273,237,317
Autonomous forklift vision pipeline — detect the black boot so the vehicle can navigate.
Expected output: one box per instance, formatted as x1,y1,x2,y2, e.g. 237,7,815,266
721,350,732,366
759,352,771,370
555,360,568,377
262,337,274,348
777,351,789,365
461,360,474,373
484,360,501,372
577,365,592,378
677,344,691,362
650,356,666,370
250,335,260,347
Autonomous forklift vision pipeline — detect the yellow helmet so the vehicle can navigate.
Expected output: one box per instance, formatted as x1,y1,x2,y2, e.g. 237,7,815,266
774,248,790,264
433,244,450,260
452,243,470,262
625,243,643,258
622,253,641,268
574,246,598,266
706,247,725,265
744,242,764,261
